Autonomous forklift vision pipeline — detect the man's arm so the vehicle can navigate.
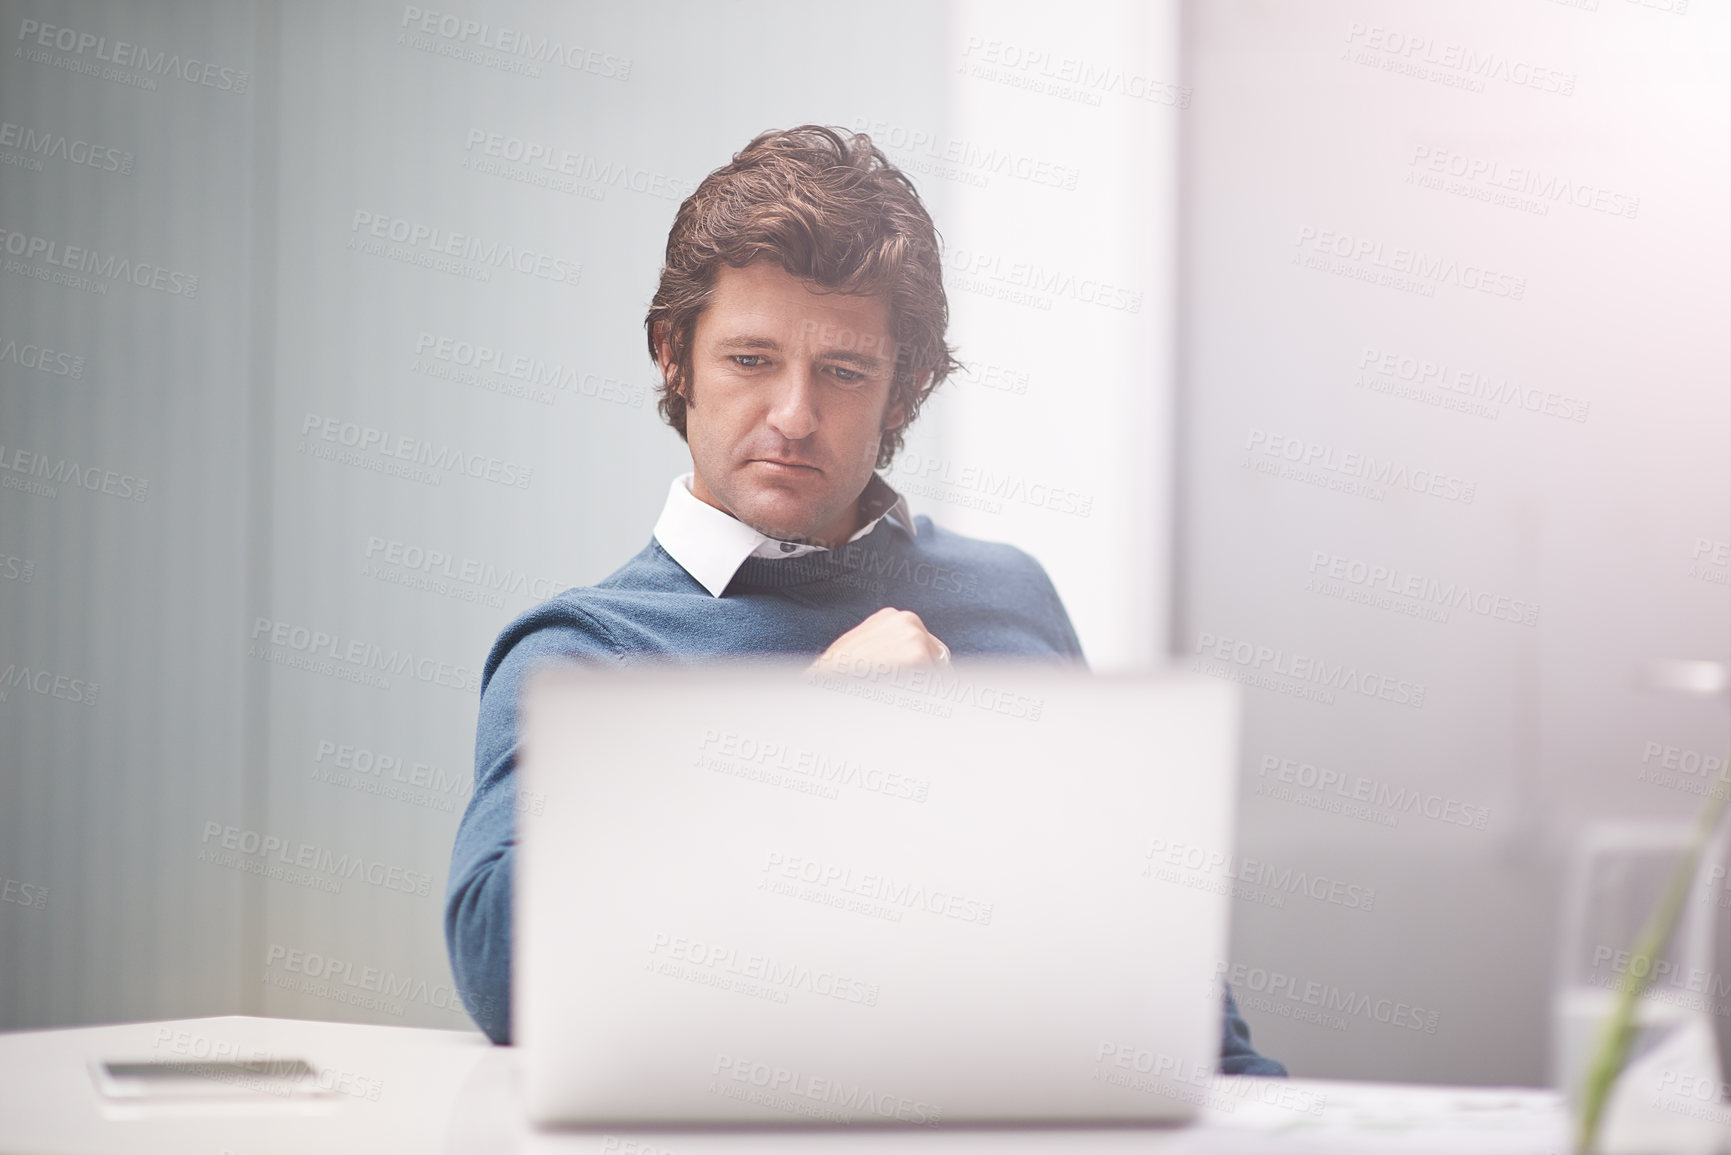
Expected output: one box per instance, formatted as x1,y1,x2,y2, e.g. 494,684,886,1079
445,603,622,1044
1220,987,1288,1076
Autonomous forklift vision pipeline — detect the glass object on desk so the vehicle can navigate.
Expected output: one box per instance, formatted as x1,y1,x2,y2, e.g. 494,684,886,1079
1551,821,1725,1116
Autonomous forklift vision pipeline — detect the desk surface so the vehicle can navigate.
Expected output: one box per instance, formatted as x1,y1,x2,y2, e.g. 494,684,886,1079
0,1013,1605,1155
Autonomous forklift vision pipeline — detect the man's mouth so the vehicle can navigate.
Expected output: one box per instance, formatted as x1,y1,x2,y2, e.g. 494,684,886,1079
750,458,821,473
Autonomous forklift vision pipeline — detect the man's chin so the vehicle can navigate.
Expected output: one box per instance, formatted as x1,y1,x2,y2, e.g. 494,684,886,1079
730,492,835,545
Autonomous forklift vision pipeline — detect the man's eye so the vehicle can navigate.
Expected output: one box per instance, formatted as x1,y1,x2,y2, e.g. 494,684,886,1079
732,355,767,368
829,366,865,385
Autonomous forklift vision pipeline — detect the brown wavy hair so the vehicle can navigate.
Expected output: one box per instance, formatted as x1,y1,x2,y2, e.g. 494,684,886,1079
645,125,960,469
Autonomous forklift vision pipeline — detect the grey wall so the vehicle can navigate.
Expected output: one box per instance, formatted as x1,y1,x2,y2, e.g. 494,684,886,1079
2,0,1725,1092
1,0,1180,1042
1181,0,1730,1084
1,0,260,1027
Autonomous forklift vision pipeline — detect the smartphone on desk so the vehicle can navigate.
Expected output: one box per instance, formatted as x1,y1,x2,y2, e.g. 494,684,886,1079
92,1057,333,1100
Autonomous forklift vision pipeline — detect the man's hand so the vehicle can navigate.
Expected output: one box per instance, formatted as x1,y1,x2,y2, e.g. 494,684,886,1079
808,607,951,674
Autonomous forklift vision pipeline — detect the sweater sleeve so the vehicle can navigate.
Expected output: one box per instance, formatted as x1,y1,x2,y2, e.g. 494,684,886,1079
444,601,622,1044
1220,986,1288,1076
1002,546,1088,665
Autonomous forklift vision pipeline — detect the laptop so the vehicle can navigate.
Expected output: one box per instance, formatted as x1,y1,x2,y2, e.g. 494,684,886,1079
516,660,1238,1126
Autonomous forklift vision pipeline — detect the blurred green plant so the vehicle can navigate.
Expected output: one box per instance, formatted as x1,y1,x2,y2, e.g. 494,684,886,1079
1575,756,1731,1153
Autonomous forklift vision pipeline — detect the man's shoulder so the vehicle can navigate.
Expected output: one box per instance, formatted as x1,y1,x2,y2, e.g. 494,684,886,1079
479,540,704,678
897,514,1083,661
904,515,1057,585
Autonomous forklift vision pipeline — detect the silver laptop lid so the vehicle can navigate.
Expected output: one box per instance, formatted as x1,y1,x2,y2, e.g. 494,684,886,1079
518,662,1238,1126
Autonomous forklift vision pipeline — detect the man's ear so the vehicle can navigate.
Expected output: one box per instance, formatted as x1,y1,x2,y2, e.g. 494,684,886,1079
883,372,928,432
652,322,683,398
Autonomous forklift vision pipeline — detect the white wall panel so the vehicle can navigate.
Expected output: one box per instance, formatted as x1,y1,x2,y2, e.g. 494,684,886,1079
1180,0,1730,1084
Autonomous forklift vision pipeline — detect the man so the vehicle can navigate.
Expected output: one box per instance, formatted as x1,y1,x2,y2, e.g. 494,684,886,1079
445,125,1283,1076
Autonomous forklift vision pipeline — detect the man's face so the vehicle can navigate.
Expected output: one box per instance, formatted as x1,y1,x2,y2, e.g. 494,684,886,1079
663,261,907,546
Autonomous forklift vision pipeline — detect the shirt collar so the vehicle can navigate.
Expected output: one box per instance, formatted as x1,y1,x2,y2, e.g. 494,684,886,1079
653,472,914,598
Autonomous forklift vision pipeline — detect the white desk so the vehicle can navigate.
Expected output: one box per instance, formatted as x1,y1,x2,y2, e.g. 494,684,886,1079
0,1012,1659,1155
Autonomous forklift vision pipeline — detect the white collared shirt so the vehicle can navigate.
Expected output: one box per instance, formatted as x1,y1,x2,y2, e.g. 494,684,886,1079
652,471,914,598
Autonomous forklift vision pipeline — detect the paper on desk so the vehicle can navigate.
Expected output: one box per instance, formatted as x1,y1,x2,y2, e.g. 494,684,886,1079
1159,1078,1570,1155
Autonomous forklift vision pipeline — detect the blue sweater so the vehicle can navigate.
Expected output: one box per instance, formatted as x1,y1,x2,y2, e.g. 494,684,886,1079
445,513,1286,1076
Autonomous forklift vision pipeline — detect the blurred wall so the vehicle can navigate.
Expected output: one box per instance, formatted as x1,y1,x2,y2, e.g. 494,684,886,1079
0,0,1177,1039
0,0,260,1028
1181,0,1730,1084
3,0,1724,1091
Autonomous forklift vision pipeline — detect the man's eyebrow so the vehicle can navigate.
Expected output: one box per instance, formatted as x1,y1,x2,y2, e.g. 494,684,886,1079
820,350,886,372
712,335,781,352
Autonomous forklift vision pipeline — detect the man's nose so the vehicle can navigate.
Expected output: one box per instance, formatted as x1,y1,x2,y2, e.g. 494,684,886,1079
765,366,820,442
